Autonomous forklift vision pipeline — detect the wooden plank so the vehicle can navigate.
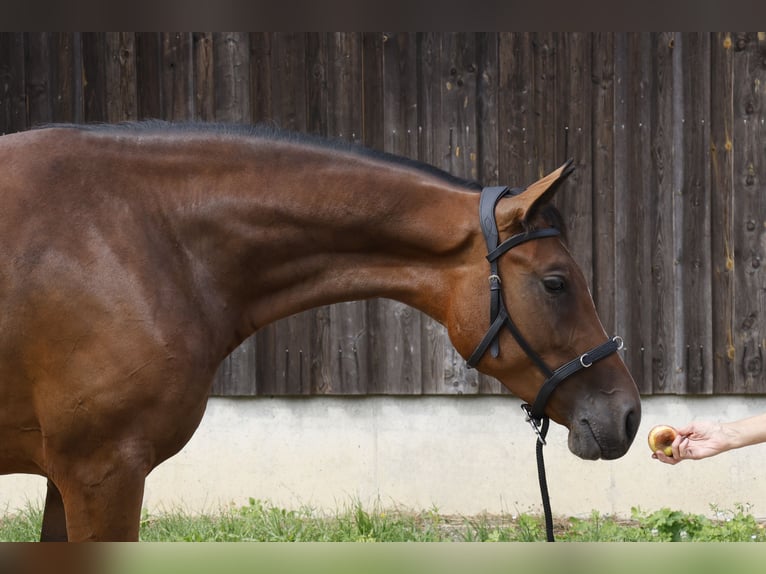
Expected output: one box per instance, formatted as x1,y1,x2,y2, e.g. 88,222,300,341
306,33,328,137
104,32,137,122
268,32,307,131
532,32,557,177
0,33,26,134
678,33,713,394
553,33,594,288
323,33,371,394
212,32,250,123
710,32,736,393
646,32,681,393
135,32,161,120
249,32,272,123
49,33,78,123
161,32,193,121
209,32,255,396
192,32,215,122
250,33,313,396
613,34,654,393
422,33,482,395
497,33,534,184
25,32,51,127
731,32,766,392
474,32,506,395
591,33,616,335
371,32,424,395
81,33,107,122
361,32,384,151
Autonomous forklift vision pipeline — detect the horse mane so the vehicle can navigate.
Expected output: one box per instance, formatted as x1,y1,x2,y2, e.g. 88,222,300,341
37,120,568,240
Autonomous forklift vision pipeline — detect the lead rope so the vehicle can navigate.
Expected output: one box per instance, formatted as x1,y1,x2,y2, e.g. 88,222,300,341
522,404,554,541
534,417,554,542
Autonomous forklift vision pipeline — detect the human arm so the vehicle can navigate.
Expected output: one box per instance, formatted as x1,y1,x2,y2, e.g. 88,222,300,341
652,412,766,465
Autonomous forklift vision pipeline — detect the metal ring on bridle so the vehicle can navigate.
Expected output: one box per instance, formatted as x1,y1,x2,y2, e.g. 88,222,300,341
579,353,593,368
488,274,501,284
613,335,624,350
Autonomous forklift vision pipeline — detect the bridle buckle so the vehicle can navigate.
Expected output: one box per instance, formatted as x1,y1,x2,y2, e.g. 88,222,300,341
521,404,547,445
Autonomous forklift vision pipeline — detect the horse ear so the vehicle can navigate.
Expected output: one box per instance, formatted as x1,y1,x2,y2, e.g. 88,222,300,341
496,159,575,230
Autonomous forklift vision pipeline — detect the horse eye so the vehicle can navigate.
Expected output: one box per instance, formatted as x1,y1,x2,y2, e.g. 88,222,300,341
543,276,566,293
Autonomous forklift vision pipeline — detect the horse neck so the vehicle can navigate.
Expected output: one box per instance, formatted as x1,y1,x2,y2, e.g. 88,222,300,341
166,138,481,345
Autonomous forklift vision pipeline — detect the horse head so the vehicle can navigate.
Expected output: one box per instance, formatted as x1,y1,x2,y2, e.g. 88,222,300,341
448,163,641,460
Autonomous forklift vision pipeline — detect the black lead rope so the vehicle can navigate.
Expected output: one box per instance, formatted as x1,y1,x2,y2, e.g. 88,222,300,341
534,415,554,542
468,182,624,542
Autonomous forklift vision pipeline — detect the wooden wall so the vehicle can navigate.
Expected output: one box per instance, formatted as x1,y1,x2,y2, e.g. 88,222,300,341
1,33,765,395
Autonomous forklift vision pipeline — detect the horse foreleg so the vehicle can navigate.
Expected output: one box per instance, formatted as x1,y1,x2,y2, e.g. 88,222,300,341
40,479,68,541
54,459,148,541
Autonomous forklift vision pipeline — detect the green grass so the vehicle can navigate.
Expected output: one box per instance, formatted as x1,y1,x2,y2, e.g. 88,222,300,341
2,499,765,542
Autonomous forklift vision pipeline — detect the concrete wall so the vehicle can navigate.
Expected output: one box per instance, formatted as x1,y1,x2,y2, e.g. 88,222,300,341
3,395,766,520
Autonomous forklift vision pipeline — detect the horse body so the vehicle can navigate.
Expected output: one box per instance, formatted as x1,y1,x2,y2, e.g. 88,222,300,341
0,124,640,540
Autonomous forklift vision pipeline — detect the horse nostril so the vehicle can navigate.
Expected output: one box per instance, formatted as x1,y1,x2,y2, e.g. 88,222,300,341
625,408,640,442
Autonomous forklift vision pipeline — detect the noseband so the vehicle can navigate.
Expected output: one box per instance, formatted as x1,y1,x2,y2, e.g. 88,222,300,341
467,183,625,541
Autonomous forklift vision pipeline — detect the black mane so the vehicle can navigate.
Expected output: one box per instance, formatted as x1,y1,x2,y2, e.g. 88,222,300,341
38,120,567,238
44,120,482,192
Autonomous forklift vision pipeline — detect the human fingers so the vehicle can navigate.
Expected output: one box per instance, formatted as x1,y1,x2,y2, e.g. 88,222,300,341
653,449,681,465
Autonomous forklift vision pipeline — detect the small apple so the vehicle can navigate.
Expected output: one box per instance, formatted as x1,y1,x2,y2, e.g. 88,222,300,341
648,425,678,457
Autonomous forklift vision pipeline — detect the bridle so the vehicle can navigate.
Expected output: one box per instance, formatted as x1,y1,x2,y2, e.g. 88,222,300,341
467,181,624,541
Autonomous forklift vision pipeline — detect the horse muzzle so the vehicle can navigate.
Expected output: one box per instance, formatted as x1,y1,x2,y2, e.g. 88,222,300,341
566,397,641,460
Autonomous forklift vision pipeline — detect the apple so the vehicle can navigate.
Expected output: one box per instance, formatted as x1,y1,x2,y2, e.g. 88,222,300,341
648,425,678,457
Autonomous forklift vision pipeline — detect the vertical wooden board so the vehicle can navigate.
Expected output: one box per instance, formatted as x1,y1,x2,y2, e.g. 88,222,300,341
416,33,449,394
252,33,313,396
476,33,498,186
731,33,766,392
678,33,713,394
212,32,250,123
433,33,481,395
591,33,616,335
192,32,215,122
25,33,51,126
361,32,384,152
416,32,441,168
323,32,371,394
613,34,654,393
710,32,736,393
474,33,507,395
0,33,26,134
135,32,161,120
326,32,363,141
497,33,535,184
210,32,256,395
647,32,681,394
268,33,307,131
532,32,557,177
306,33,328,136
370,32,424,395
440,33,478,180
161,32,193,121
104,32,137,122
49,33,78,123
81,33,107,123
553,33,594,287
249,33,272,123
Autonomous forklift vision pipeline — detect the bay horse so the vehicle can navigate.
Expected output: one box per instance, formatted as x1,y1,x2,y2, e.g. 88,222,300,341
0,122,641,541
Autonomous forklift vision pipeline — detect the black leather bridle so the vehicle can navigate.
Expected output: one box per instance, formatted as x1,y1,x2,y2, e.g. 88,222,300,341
467,180,624,541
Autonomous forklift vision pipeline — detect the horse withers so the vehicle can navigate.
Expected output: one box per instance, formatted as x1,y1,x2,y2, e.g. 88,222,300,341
0,122,640,541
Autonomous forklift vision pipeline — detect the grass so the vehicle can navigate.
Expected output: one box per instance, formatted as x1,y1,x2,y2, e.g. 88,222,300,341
1,499,765,542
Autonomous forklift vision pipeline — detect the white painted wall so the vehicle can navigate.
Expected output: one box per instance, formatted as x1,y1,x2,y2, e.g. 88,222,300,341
3,395,766,520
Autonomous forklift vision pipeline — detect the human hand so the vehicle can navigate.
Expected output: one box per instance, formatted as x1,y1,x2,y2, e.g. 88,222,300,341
652,420,729,465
